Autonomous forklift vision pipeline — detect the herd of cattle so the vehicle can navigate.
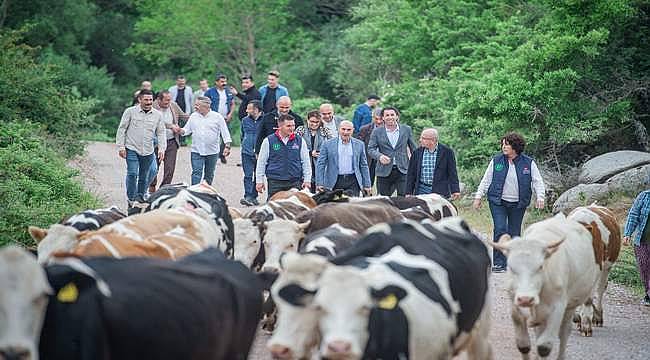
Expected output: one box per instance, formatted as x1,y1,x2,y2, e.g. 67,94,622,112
0,182,621,360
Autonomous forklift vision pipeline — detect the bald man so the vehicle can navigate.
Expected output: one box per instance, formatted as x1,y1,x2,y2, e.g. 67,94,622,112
406,128,460,199
254,96,304,154
319,103,345,136
316,121,371,197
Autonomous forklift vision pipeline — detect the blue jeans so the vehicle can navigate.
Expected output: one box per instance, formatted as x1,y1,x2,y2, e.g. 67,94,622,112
489,200,525,268
242,153,257,200
416,182,433,195
125,149,155,201
190,152,218,185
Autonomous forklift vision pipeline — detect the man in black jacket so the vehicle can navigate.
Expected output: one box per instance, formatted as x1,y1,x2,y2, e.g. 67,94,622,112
254,96,304,154
406,128,461,199
231,74,261,120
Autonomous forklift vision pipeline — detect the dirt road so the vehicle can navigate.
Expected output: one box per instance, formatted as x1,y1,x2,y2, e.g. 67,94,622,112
71,141,649,359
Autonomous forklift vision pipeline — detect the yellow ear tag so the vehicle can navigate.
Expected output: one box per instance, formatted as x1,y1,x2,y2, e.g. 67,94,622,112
57,283,79,303
377,293,398,310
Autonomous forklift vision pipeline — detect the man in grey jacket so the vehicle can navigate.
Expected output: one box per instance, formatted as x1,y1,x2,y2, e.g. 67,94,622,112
116,89,166,208
367,106,416,196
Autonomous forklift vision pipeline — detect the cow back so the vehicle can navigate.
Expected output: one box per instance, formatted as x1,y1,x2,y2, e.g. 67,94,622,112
568,206,621,269
295,202,403,233
61,206,127,232
41,249,263,360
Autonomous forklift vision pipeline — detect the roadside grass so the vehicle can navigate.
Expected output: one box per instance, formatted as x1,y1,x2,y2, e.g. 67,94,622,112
454,194,644,296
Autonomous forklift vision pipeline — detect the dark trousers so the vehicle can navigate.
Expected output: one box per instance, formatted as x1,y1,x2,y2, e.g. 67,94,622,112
149,139,179,192
267,179,301,200
369,159,377,187
377,166,407,196
489,200,525,268
242,153,257,200
334,174,361,197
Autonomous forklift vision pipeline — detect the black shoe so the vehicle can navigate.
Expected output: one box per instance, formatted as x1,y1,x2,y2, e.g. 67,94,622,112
240,198,252,206
250,198,259,206
220,155,227,164
643,295,650,307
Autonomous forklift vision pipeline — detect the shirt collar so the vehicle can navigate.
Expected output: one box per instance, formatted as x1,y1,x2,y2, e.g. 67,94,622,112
386,124,400,133
338,137,352,146
424,144,438,154
275,130,296,141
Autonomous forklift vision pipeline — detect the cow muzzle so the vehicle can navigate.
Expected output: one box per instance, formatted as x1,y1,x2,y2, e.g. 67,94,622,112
515,295,536,307
0,346,31,360
268,344,293,360
323,340,354,360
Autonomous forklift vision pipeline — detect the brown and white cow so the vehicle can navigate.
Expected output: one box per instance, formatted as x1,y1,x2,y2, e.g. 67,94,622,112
491,213,601,359
567,204,621,336
269,188,318,209
29,208,222,262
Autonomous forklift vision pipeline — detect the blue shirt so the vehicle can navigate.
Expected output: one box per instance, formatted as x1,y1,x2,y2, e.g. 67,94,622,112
241,115,261,156
624,190,650,246
352,103,372,134
420,145,438,185
338,138,354,175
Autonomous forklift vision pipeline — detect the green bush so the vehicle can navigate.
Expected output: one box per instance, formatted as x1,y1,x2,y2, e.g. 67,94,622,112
0,122,100,247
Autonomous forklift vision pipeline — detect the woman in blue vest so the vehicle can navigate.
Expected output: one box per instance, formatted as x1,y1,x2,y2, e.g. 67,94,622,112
473,132,546,272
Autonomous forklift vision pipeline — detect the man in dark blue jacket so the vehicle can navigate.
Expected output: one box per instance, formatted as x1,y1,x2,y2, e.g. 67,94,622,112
240,100,263,206
406,128,460,199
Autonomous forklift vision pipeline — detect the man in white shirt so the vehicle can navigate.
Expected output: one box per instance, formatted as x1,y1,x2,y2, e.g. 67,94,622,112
116,89,166,208
173,96,232,185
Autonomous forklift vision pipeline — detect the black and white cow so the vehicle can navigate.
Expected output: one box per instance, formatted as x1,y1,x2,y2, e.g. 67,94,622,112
298,224,359,258
0,246,263,360
268,218,492,360
141,183,235,258
28,206,127,263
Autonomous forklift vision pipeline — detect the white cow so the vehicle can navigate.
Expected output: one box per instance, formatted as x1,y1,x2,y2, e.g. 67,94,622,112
491,213,601,359
0,246,52,359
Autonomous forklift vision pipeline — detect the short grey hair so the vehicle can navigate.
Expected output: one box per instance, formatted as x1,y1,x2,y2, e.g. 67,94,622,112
373,107,383,117
421,128,439,139
196,96,212,106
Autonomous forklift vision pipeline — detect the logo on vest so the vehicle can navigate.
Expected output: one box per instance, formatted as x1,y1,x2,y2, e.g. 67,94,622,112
291,143,300,149
272,143,281,151
495,163,504,172
522,166,530,175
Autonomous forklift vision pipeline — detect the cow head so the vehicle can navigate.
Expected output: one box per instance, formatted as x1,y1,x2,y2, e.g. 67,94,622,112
28,224,81,264
313,265,407,360
0,246,52,360
261,220,310,273
268,253,328,360
233,218,262,268
311,189,349,205
490,221,565,308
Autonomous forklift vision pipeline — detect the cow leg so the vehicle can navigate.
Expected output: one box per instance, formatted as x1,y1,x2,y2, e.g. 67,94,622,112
556,309,574,360
511,308,531,359
593,263,611,327
535,301,567,358
465,304,493,360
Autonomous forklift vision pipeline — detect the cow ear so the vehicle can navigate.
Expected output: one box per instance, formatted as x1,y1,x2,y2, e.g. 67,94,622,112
488,235,512,255
256,271,279,290
28,226,48,243
545,238,565,258
371,285,407,310
298,220,311,233
277,283,317,307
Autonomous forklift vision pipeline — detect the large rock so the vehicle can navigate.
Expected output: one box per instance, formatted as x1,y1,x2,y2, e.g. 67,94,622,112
579,151,650,184
552,183,611,214
606,164,650,193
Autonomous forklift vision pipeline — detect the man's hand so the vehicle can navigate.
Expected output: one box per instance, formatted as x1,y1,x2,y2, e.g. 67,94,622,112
363,188,372,196
473,198,481,210
311,150,320,158
302,182,311,190
535,199,545,209
223,147,231,157
256,183,265,193
623,236,631,246
226,114,233,123
230,86,238,96
450,192,461,201
379,154,391,165
118,149,126,159
158,150,165,162
316,185,325,193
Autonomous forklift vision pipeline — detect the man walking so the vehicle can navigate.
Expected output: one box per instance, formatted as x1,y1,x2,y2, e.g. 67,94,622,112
356,107,383,186
352,94,380,134
240,100,263,206
231,74,261,120
316,121,371,197
204,74,235,164
192,79,210,107
255,115,311,199
173,96,232,185
169,75,193,114
116,89,166,208
254,96,304,154
319,103,344,136
406,128,461,199
259,70,289,113
148,91,187,193
368,106,416,196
